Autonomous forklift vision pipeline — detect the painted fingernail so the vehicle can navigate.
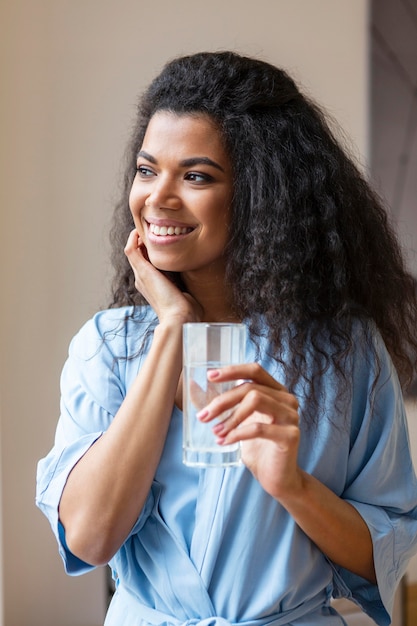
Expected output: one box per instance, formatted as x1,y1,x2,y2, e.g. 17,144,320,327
212,422,225,435
196,408,209,421
207,369,220,379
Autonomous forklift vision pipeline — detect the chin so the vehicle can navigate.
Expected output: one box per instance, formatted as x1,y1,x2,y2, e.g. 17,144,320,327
149,259,185,273
146,251,186,273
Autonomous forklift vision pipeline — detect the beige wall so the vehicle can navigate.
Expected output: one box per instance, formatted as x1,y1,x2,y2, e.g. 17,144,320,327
0,1,369,624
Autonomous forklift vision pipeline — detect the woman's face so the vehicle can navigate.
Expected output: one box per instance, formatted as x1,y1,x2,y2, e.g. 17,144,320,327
129,111,233,276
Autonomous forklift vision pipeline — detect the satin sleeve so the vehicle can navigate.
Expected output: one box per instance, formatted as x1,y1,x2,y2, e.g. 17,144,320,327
36,308,153,575
332,328,417,626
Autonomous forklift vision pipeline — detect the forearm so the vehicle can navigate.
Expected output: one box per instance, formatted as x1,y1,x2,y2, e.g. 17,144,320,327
196,364,376,584
59,320,184,566
279,470,376,584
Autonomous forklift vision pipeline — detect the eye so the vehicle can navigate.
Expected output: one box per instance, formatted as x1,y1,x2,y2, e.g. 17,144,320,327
185,172,214,183
136,165,155,178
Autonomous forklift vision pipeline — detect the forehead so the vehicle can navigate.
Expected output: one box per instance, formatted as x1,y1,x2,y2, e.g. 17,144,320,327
141,111,228,159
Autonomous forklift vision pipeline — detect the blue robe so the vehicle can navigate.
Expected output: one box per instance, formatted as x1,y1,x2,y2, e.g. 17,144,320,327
36,307,417,625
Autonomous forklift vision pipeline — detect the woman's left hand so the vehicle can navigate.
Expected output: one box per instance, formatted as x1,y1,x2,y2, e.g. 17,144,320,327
197,363,377,584
197,363,302,500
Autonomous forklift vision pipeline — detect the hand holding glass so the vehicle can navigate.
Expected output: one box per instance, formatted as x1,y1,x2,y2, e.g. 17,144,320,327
183,323,246,467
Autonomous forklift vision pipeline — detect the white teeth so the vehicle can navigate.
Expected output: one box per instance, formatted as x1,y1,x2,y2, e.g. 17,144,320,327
150,223,191,236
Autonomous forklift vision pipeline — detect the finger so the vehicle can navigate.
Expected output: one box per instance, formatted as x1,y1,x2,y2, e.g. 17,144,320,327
211,392,299,442
124,229,140,255
198,382,298,424
235,389,299,426
124,231,152,287
196,380,251,421
219,421,300,451
207,363,287,392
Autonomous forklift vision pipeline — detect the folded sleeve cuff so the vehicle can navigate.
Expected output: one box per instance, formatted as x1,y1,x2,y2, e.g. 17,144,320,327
332,498,409,626
36,432,103,575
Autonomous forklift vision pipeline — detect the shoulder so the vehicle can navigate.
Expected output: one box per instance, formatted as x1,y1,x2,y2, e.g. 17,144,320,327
348,317,396,381
309,315,393,373
69,305,158,362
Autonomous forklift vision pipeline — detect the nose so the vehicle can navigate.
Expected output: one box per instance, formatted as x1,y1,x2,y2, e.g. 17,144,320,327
145,175,182,211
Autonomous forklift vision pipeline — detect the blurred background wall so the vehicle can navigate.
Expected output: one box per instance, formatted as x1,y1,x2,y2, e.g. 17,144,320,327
371,0,417,280
370,0,417,593
0,1,415,624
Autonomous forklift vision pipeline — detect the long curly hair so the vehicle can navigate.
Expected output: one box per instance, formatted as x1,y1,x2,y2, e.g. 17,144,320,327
109,51,417,408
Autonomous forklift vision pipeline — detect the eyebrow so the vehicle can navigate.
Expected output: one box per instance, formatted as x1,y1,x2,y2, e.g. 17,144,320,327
137,151,225,173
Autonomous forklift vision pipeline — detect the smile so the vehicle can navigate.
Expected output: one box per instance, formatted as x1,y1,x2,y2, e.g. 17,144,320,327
149,223,194,236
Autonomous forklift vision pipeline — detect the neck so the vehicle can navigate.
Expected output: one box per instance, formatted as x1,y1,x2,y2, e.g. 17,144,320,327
181,268,239,323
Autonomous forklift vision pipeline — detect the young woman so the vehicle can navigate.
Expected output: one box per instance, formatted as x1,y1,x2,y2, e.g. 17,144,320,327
37,51,417,625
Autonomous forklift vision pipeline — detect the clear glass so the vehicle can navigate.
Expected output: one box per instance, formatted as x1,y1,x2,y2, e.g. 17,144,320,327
182,323,246,467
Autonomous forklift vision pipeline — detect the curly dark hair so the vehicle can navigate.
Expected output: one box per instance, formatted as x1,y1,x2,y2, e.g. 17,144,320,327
109,50,417,406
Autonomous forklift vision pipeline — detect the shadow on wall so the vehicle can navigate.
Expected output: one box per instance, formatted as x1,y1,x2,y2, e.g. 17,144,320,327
370,0,417,280
370,0,417,399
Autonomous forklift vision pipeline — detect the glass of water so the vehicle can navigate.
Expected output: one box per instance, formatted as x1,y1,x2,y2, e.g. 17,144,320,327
182,322,246,467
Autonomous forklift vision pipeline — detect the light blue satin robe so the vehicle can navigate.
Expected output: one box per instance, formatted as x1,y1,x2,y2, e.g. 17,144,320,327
36,307,417,626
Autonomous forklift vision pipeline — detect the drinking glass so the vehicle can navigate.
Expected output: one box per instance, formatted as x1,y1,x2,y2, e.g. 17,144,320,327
183,322,246,467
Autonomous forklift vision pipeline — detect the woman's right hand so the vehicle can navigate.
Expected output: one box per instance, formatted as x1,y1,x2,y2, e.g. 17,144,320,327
124,229,202,324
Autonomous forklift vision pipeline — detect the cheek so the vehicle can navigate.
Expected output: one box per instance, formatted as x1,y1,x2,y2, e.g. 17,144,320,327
128,186,143,220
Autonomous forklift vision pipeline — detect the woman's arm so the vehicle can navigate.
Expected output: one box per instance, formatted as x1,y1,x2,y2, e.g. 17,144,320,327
59,231,200,566
198,363,376,583
59,321,182,566
278,471,376,583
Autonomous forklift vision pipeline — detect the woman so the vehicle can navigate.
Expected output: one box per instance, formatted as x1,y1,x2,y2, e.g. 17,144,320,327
37,51,417,625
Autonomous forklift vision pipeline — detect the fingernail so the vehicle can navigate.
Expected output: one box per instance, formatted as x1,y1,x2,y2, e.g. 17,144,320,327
207,369,220,379
196,408,209,421
212,422,225,435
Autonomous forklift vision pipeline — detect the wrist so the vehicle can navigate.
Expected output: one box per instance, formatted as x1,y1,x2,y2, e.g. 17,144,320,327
272,468,307,506
156,313,197,332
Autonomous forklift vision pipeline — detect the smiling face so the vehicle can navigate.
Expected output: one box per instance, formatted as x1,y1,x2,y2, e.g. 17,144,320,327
129,111,233,278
